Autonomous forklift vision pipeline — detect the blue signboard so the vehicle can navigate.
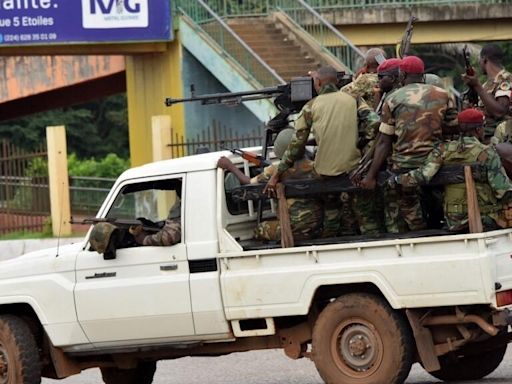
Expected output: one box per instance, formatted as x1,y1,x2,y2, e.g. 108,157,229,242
0,0,172,46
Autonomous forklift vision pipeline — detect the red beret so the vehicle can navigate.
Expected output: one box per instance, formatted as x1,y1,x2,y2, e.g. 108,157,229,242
458,108,484,125
399,56,424,74
377,58,402,74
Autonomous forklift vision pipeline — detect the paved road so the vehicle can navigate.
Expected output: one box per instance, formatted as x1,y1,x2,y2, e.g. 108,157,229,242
43,347,512,384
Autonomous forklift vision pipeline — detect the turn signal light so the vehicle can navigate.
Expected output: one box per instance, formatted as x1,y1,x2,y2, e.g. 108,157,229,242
496,289,512,307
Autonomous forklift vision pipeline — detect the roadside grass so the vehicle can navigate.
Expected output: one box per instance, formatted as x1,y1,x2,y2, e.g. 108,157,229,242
0,231,53,240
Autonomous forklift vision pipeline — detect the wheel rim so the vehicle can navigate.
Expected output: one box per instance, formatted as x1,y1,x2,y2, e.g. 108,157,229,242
0,344,10,384
331,318,384,378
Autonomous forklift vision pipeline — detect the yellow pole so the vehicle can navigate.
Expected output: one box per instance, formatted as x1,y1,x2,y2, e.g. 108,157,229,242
152,115,174,218
46,126,72,237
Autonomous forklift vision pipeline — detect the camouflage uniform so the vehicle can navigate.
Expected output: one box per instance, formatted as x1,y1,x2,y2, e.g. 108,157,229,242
492,119,512,144
341,73,379,110
400,136,512,231
479,69,512,138
379,83,456,232
277,83,381,236
252,160,323,241
134,200,181,246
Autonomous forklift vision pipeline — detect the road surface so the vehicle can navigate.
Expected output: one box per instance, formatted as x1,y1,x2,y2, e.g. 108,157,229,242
43,347,512,384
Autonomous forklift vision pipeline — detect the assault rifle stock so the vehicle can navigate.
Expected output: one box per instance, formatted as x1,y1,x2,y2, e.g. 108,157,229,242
226,148,271,168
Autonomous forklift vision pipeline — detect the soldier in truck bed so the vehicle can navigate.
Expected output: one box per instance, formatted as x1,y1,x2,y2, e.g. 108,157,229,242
396,108,512,231
462,43,512,140
217,128,323,242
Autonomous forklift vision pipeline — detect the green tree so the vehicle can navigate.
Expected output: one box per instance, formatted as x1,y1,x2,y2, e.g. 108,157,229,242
0,94,129,159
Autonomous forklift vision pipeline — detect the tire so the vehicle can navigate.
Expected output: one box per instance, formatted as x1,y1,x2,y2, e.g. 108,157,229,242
429,344,507,382
0,314,42,384
312,293,414,384
101,361,157,384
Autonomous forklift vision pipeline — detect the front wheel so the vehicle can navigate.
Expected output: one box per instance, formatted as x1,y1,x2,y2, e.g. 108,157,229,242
429,344,507,382
312,293,414,384
101,361,157,384
0,314,41,384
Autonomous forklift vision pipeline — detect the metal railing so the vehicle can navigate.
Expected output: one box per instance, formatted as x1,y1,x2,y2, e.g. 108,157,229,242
169,120,262,158
178,0,284,87
275,0,364,71
306,0,508,9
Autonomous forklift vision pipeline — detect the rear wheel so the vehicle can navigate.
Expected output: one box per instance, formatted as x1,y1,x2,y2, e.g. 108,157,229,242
101,361,157,384
429,344,507,381
312,293,413,384
0,315,41,384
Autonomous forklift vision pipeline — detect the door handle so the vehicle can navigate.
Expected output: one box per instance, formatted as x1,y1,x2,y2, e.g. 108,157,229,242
160,264,178,271
85,272,116,279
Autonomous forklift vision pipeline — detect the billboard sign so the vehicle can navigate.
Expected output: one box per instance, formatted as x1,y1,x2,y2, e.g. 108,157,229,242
0,0,172,46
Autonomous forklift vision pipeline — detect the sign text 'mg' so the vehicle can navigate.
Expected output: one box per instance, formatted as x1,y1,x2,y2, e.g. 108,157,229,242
90,0,142,15
81,0,148,29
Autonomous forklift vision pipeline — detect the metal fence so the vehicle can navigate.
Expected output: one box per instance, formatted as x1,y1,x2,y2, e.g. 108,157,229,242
69,176,115,217
169,120,263,158
0,140,50,235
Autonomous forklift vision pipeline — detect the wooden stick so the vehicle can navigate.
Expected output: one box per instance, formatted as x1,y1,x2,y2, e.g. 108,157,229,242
465,165,483,233
276,183,294,248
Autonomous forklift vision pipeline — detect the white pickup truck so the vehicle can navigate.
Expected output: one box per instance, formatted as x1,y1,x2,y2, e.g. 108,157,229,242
1,150,512,384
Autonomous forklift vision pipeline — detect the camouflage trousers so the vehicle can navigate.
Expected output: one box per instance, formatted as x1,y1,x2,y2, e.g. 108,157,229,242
321,191,384,238
384,184,426,233
254,198,323,241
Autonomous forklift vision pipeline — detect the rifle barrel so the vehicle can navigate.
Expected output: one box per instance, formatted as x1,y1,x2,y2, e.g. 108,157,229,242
165,86,284,107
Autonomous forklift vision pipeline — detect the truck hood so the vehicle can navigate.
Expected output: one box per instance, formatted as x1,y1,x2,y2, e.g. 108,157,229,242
0,242,84,279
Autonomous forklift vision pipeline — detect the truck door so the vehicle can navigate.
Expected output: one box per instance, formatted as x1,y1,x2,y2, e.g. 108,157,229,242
74,175,195,346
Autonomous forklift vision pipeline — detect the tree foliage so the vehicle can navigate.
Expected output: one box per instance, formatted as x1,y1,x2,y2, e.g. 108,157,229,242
0,94,129,159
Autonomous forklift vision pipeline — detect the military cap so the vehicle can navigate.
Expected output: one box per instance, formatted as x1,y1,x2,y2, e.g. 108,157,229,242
89,222,119,254
273,128,294,159
377,58,401,74
399,56,424,74
458,108,484,125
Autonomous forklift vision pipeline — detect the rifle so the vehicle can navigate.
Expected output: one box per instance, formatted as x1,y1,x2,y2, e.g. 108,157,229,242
74,217,161,232
462,45,479,107
397,15,417,58
166,76,315,113
226,148,271,168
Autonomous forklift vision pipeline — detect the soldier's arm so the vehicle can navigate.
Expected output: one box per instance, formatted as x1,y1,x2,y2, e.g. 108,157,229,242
398,146,444,187
276,105,311,176
483,148,512,199
140,219,182,246
356,97,380,143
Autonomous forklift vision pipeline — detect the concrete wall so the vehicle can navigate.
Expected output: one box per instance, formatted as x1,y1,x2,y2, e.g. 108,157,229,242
181,48,264,140
0,238,83,262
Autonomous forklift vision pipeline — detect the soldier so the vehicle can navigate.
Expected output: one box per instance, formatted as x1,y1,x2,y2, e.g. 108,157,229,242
217,128,323,242
360,56,456,233
342,48,386,109
397,109,512,231
375,58,402,115
462,43,512,140
129,194,182,246
264,65,381,236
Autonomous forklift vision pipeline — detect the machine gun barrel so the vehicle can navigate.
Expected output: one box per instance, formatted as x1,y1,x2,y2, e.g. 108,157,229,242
165,86,286,107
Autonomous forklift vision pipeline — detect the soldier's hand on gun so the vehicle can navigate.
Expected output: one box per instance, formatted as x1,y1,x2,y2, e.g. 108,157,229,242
359,176,377,190
461,73,480,89
263,173,280,197
129,225,143,236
